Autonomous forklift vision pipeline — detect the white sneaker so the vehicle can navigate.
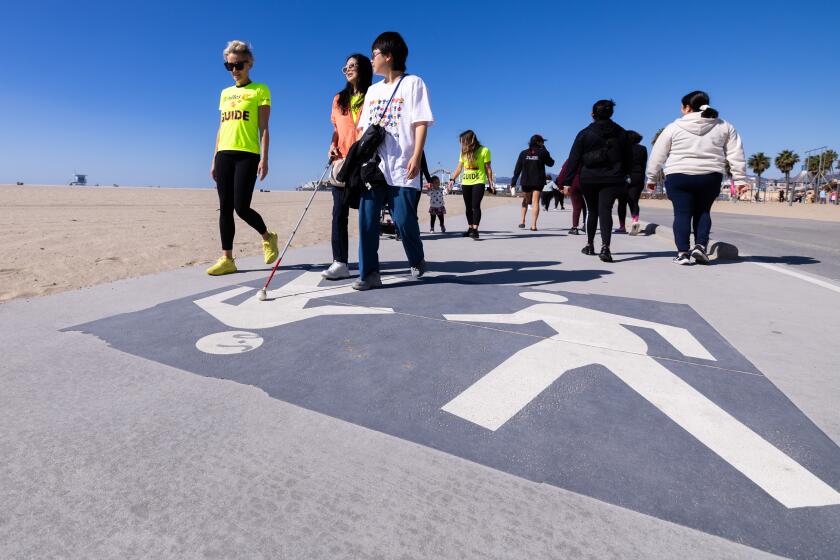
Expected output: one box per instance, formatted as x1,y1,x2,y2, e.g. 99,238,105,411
673,253,691,265
321,261,351,280
690,244,710,265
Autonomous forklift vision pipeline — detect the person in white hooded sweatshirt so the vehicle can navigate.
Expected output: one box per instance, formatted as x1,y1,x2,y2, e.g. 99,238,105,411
646,91,748,265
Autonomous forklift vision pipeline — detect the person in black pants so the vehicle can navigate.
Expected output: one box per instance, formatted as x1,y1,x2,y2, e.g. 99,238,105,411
617,130,648,235
645,91,748,264
448,130,494,239
511,135,555,231
208,40,278,276
324,53,372,280
553,186,565,210
558,99,632,262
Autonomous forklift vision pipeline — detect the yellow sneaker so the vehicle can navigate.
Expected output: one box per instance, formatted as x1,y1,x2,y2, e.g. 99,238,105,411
206,256,237,276
263,231,279,264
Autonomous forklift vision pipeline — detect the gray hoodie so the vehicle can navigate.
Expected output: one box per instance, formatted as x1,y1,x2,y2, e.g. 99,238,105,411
646,112,746,184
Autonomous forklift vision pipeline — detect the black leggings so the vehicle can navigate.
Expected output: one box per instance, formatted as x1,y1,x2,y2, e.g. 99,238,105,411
540,191,553,211
215,150,267,251
618,182,643,225
430,213,445,228
581,183,625,247
462,183,485,226
553,190,565,209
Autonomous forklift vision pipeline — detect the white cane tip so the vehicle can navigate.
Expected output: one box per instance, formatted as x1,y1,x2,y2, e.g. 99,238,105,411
258,289,267,301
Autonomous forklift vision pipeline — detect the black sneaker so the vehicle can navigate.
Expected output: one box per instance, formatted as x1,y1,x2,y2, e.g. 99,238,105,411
599,246,613,263
470,230,480,240
581,244,595,255
673,253,691,265
569,227,580,235
462,229,472,237
691,244,710,265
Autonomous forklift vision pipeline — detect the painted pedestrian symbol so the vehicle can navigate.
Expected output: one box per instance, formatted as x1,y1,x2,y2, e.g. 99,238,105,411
442,291,840,509
192,271,403,353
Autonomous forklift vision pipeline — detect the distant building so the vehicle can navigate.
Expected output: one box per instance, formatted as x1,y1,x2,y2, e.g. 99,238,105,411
69,173,87,186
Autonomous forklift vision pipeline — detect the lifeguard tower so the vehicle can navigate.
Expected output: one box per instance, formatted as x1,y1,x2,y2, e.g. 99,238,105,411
69,173,87,186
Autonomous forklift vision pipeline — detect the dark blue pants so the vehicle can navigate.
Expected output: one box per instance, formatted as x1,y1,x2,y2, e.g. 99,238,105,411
331,187,350,263
358,186,424,280
665,173,723,252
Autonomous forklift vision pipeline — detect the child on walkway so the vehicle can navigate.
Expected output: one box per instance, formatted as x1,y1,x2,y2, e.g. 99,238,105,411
428,176,446,232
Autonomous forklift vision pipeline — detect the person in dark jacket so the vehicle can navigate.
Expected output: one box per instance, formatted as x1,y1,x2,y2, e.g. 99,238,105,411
511,134,555,231
558,99,632,262
617,130,648,235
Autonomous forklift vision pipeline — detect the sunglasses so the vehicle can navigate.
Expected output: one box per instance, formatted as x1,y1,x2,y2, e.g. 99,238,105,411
224,61,247,71
342,63,359,74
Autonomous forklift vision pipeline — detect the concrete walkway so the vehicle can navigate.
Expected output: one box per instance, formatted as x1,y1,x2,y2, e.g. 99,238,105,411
2,202,838,559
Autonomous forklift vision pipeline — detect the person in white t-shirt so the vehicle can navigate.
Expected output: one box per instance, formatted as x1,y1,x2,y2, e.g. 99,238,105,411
353,31,434,291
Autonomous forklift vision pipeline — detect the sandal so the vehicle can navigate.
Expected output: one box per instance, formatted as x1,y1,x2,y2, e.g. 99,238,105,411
518,223,526,229
530,227,538,231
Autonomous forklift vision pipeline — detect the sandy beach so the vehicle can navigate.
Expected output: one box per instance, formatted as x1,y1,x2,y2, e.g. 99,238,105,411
0,185,518,303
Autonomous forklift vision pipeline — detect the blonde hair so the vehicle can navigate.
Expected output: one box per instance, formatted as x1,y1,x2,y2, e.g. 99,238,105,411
223,40,254,62
459,130,481,166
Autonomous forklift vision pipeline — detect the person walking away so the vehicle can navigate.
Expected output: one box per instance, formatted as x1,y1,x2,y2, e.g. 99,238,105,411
541,177,555,211
646,90,748,265
620,130,648,235
448,130,493,239
207,40,278,276
428,176,446,232
511,135,555,231
558,100,632,262
353,32,434,291
559,159,585,235
323,53,372,280
552,179,565,209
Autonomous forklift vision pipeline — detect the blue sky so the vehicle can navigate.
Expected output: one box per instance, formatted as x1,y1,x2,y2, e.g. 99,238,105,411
4,0,838,188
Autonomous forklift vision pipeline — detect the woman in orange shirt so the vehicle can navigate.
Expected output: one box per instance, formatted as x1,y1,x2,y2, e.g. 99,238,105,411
322,53,372,280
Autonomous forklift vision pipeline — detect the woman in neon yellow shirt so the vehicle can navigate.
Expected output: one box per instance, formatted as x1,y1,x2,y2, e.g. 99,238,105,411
448,130,494,240
207,40,278,276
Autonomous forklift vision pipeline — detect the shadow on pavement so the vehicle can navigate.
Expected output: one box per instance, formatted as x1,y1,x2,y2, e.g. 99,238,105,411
609,251,675,263
378,259,613,287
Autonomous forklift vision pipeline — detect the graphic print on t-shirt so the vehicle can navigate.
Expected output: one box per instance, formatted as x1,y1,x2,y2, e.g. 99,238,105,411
367,97,405,140
460,147,491,185
217,83,271,154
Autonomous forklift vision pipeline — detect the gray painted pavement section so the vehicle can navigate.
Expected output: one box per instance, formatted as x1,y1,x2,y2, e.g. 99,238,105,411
2,201,838,559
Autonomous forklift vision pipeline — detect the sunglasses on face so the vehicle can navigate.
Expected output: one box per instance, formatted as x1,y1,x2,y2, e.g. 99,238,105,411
224,61,247,71
342,63,359,74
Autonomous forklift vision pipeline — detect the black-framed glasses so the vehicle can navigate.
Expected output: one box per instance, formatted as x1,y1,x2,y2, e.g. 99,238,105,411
224,61,247,71
342,63,359,74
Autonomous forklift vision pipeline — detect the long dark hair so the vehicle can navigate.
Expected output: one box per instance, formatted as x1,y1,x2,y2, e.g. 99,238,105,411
336,54,372,115
681,90,719,119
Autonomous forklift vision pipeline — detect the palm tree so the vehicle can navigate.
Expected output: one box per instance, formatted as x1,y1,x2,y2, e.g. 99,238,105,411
775,150,800,206
652,127,665,145
748,152,770,202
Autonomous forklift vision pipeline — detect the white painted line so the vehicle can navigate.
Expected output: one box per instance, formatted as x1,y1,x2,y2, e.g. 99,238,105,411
751,262,840,295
